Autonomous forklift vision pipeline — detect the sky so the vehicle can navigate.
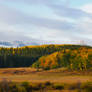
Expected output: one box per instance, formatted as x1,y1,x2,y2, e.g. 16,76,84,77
0,0,92,44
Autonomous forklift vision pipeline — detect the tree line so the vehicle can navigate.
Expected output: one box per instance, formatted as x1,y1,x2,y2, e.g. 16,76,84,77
0,44,91,68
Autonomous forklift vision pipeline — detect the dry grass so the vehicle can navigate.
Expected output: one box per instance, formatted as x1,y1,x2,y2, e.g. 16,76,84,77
0,68,92,84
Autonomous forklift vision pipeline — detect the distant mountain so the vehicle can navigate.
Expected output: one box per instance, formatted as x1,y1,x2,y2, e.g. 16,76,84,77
0,39,91,47
0,40,41,47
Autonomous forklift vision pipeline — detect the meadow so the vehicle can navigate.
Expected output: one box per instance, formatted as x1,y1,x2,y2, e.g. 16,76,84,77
0,68,92,92
0,68,92,83
0,45,92,91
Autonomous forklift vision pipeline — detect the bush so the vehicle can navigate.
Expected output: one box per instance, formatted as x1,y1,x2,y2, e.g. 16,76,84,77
68,83,81,90
22,82,32,92
31,83,42,90
44,81,52,86
22,82,30,88
52,83,64,90
16,85,26,92
81,82,92,92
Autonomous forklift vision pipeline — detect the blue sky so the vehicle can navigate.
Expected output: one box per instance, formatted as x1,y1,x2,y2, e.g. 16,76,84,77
0,0,92,44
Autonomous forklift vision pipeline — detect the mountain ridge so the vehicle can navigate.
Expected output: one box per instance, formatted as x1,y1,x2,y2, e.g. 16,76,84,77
0,39,91,47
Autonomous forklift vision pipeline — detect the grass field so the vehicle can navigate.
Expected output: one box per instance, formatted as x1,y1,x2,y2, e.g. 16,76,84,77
0,68,92,92
0,68,92,84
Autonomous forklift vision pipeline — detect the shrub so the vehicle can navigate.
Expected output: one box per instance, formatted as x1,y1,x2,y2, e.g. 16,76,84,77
31,83,42,90
16,85,26,92
44,81,52,86
22,82,32,92
81,82,92,92
0,78,10,92
22,82,30,88
52,83,64,90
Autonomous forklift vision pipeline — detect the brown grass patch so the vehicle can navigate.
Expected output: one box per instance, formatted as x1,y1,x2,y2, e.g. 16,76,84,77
0,68,91,84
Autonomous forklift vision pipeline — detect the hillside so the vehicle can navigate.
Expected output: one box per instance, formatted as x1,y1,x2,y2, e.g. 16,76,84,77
33,48,92,70
0,44,91,68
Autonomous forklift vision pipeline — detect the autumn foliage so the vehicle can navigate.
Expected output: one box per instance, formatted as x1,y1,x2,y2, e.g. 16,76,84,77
0,44,92,68
33,47,92,70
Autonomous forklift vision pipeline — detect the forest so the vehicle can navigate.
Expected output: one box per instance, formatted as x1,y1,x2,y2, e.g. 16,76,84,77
0,44,92,70
33,47,92,70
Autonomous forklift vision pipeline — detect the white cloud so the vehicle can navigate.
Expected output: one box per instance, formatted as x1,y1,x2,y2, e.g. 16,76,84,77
81,4,92,14
0,1,92,45
76,17,92,35
0,22,30,41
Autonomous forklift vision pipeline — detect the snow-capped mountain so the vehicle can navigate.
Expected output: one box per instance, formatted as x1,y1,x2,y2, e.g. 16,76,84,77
0,40,42,47
0,39,91,48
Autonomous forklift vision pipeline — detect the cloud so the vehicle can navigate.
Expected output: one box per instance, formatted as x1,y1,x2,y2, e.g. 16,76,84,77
0,4,75,41
0,0,92,45
0,4,75,31
81,4,92,14
48,4,92,19
0,22,30,41
0,5,25,25
0,0,58,5
0,5,33,41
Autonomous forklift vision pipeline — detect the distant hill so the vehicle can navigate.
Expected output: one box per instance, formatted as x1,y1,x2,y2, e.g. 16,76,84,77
32,47,92,70
0,44,92,69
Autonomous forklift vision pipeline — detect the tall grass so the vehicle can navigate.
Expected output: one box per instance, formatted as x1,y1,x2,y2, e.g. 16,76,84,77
0,79,92,92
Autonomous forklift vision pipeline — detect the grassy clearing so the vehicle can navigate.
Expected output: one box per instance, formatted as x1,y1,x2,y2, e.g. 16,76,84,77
0,68,91,92
0,68,91,84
